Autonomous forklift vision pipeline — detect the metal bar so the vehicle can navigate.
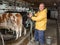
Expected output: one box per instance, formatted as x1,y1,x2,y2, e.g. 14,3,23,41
0,8,29,10
28,18,33,41
30,19,33,39
56,9,60,45
0,33,5,45
14,0,16,10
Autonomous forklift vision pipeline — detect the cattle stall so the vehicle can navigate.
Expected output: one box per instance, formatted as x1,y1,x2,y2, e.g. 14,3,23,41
0,10,34,41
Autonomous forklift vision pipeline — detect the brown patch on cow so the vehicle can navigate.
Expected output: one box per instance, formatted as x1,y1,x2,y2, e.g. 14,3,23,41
8,13,13,18
15,13,22,25
15,13,22,17
0,16,2,23
2,13,7,22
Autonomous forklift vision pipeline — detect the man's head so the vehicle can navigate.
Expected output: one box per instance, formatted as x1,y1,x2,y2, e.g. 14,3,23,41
39,3,45,11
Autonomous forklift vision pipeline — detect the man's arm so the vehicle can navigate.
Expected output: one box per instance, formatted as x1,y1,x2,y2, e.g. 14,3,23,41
31,12,47,21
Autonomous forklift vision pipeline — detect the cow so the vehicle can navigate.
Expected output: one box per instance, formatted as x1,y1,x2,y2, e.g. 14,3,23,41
0,13,26,40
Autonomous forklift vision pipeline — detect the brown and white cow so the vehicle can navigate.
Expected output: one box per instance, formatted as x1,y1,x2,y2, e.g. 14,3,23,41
0,13,26,39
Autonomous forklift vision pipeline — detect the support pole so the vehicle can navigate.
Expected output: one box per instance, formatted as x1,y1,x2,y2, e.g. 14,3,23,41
28,18,33,41
56,9,60,45
0,33,5,45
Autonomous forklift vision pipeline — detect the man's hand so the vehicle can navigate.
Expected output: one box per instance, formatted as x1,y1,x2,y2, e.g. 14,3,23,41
28,13,32,18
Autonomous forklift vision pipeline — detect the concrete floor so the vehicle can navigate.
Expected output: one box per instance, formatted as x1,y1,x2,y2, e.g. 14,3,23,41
0,19,60,45
5,32,30,45
27,19,58,45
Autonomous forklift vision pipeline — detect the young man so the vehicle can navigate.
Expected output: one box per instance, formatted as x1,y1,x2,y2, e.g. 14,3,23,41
28,3,47,45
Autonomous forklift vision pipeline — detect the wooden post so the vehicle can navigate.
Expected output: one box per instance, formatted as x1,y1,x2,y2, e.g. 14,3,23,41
14,0,16,10
56,8,60,45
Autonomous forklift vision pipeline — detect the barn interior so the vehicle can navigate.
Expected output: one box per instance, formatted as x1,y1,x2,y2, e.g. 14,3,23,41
0,0,60,45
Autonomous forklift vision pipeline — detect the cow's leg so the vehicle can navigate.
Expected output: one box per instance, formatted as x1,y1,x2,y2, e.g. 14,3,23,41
19,19,22,37
19,26,22,37
15,28,19,40
15,32,19,40
24,27,26,35
14,24,19,40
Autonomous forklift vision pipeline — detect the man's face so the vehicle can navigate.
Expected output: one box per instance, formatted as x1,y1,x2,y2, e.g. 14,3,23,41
39,4,45,11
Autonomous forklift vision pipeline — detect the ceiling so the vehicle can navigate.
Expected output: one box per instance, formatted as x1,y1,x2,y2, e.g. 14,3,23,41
23,0,60,7
1,0,60,8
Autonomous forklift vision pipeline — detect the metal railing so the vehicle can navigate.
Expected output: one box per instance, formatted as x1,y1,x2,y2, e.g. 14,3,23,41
26,18,33,41
0,33,5,45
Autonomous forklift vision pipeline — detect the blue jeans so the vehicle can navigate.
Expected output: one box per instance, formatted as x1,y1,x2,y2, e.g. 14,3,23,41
34,29,45,45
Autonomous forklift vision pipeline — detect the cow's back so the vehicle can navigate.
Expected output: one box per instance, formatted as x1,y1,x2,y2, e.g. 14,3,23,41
0,13,22,31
